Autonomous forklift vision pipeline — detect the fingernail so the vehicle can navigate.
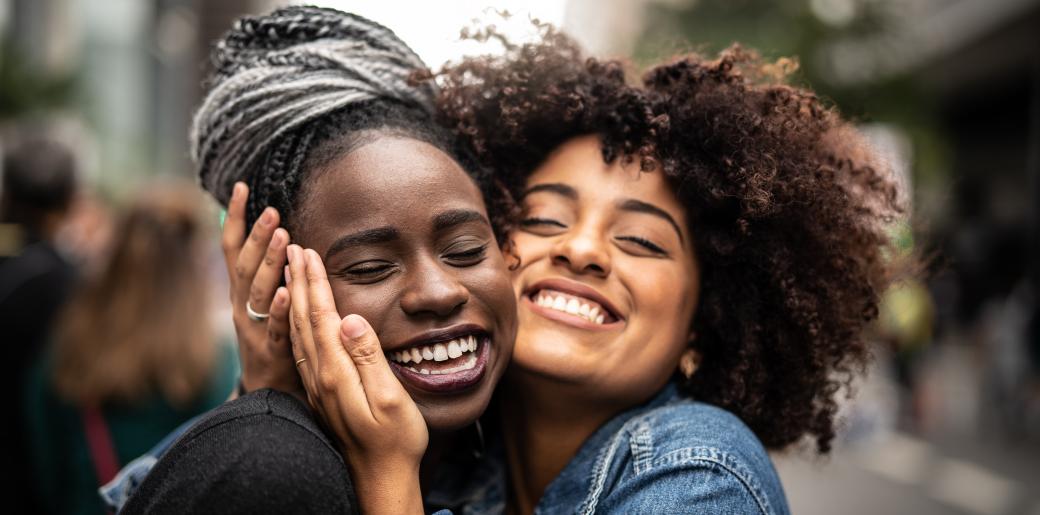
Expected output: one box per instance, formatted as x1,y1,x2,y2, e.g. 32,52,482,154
260,208,274,227
284,265,291,285
304,249,320,267
233,182,246,199
269,229,283,247
342,314,367,339
286,245,297,264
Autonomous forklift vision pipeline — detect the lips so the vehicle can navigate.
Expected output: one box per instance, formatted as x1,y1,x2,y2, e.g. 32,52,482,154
385,324,491,394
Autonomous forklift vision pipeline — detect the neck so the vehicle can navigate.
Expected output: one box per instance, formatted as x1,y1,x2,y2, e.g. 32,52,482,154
499,374,618,515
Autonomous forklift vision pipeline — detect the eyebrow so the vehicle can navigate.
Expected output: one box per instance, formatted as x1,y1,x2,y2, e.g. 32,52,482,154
325,227,399,261
618,199,685,243
432,209,491,232
523,183,578,200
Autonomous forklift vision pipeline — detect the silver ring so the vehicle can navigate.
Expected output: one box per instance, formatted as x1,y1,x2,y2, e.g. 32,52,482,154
245,301,270,322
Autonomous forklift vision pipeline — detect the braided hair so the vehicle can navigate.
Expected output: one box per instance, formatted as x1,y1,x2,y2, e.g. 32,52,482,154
192,6,499,236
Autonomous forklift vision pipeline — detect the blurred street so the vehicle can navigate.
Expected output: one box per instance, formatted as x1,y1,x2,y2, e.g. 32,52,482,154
779,343,1040,515
780,434,1040,515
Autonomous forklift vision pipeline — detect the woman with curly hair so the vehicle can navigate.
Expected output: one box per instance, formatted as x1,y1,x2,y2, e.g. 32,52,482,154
265,22,903,515
216,16,900,515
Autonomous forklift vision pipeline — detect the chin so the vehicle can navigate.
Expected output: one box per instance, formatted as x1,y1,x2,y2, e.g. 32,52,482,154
418,393,492,433
509,331,598,385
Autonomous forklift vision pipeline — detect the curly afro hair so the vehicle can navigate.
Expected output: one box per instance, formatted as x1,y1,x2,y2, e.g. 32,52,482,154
436,25,903,453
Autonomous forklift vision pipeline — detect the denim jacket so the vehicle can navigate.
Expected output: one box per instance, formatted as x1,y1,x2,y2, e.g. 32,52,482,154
428,382,790,515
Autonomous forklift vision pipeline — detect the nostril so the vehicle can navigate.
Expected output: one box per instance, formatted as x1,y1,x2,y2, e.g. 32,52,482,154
552,255,571,266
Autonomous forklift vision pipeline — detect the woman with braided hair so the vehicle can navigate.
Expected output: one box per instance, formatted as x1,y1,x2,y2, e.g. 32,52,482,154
235,18,900,515
122,6,517,514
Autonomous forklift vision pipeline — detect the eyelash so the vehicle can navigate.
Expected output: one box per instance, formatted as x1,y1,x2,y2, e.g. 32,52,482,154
344,262,394,277
523,217,667,255
616,236,667,255
521,217,567,228
446,243,488,263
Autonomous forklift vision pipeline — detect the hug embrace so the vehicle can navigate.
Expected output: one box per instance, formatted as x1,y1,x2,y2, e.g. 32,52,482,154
123,5,902,514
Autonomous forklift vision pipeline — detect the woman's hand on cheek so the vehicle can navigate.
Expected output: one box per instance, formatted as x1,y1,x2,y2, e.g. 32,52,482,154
286,244,426,515
222,182,300,396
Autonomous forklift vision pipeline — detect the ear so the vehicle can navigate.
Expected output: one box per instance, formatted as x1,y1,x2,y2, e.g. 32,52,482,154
679,348,702,379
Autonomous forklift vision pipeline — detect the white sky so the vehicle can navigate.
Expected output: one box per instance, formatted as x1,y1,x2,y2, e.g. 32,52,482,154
299,0,569,68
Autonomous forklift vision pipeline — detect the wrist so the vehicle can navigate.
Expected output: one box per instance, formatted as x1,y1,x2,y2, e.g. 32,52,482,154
351,462,423,515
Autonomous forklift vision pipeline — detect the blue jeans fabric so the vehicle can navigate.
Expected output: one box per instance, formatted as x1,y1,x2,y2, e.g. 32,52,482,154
428,382,791,514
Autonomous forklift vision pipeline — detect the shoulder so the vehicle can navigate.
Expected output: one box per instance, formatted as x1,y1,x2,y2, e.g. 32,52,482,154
594,400,789,515
123,389,357,514
633,400,772,466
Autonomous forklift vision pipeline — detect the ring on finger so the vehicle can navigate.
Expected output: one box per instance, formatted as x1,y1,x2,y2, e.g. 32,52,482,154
295,358,307,367
246,300,270,322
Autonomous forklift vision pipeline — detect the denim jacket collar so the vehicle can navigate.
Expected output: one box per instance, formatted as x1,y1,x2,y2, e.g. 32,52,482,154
426,382,681,515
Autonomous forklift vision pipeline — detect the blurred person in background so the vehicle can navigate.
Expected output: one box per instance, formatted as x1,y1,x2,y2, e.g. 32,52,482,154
22,181,237,515
0,134,80,513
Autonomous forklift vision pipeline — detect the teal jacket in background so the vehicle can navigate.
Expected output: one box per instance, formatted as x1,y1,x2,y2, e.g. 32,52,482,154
22,341,238,515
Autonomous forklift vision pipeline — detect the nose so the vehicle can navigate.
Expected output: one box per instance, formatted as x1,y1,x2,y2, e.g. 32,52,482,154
399,256,470,317
550,223,611,278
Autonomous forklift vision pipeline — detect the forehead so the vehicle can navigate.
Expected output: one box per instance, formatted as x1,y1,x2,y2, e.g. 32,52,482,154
527,137,685,218
299,137,486,240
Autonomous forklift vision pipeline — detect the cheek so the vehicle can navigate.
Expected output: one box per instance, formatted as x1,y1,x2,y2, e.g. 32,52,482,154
467,256,517,318
331,285,398,335
509,232,552,289
625,260,698,351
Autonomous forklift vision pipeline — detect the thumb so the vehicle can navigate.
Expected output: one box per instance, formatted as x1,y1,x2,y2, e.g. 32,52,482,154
340,314,408,410
340,314,383,367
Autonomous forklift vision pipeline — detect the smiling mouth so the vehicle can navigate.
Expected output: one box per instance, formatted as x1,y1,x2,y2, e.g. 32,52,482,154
385,331,490,393
386,334,481,375
527,288,621,327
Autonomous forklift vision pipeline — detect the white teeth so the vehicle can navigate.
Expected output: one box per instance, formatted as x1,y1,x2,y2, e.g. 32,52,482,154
387,335,482,366
534,290,611,325
433,343,449,362
447,340,462,359
414,354,478,375
565,298,581,315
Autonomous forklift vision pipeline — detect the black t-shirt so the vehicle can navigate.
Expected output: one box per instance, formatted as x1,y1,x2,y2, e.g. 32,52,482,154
122,389,358,514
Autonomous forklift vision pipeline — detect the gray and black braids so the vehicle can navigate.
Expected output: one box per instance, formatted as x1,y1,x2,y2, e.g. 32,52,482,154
191,5,439,228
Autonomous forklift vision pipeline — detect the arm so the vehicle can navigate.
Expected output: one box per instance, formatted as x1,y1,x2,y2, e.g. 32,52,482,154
285,245,427,515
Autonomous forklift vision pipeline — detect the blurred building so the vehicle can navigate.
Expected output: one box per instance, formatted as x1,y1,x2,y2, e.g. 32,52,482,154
1,0,281,192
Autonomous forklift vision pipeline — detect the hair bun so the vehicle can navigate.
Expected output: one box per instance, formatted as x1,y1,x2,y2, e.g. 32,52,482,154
192,5,436,205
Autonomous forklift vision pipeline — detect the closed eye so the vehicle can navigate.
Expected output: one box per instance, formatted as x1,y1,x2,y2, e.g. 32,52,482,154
333,261,397,283
445,243,488,266
615,235,668,255
521,217,567,228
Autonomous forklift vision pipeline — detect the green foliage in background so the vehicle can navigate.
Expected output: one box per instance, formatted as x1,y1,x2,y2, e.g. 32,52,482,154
633,0,950,191
0,41,78,120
